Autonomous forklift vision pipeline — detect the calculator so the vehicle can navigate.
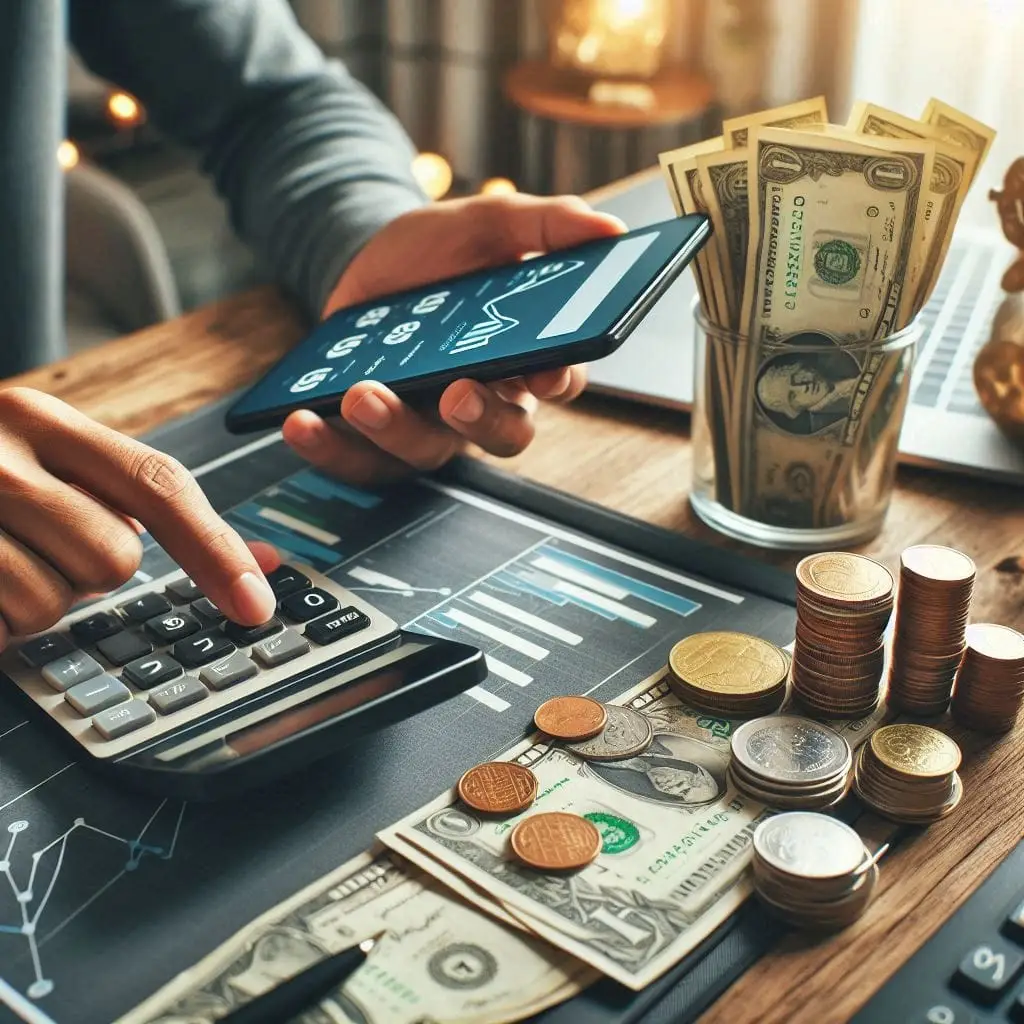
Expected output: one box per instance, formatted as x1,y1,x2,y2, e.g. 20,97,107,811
852,836,1024,1023
0,562,485,800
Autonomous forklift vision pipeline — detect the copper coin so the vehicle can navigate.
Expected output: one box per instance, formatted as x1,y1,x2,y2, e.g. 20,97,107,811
510,812,603,871
457,761,538,815
534,696,607,741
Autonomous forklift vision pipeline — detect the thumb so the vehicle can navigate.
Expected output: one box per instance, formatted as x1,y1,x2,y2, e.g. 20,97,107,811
479,194,626,259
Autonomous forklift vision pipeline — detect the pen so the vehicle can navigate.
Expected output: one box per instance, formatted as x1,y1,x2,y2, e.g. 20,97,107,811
219,937,375,1024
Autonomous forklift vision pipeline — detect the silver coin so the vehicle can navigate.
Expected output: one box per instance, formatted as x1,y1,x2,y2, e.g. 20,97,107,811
731,715,851,784
753,811,866,879
564,704,653,761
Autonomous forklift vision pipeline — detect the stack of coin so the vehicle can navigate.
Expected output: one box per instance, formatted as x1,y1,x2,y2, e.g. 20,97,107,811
951,622,1024,733
791,552,895,719
853,724,963,823
667,632,789,717
888,545,975,715
752,812,878,930
728,716,852,810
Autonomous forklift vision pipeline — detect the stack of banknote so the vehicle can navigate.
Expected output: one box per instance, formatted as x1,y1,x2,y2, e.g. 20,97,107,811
658,97,996,530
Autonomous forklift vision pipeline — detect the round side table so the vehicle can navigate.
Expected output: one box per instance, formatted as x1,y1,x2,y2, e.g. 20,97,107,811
504,61,715,195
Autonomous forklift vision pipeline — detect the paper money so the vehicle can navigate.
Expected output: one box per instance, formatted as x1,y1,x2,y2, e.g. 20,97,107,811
921,97,997,185
848,101,978,308
380,672,885,991
722,95,829,150
120,850,589,1024
732,126,934,523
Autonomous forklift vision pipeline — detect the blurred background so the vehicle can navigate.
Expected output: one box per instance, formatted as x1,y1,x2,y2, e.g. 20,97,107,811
62,0,1024,349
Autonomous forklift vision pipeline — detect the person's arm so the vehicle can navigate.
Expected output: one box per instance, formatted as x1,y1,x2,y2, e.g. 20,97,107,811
70,0,427,320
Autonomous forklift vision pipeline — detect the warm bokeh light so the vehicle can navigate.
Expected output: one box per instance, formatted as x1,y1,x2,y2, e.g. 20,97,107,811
480,177,518,196
57,140,79,171
412,152,453,201
107,91,143,126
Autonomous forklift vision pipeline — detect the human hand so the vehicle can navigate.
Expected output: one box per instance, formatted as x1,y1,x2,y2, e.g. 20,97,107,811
281,193,625,482
0,388,279,650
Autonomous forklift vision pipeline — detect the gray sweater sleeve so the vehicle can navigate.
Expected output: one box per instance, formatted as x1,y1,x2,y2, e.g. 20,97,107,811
69,0,427,319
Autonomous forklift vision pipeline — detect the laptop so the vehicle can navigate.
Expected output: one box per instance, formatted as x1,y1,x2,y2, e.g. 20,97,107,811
588,173,1024,484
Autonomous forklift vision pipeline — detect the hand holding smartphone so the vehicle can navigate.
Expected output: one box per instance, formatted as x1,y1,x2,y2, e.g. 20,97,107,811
226,215,710,434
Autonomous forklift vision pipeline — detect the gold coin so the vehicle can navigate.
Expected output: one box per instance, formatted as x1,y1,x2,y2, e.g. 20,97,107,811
901,545,976,584
668,632,789,695
796,553,893,604
510,812,602,871
534,696,607,741
869,724,961,777
457,761,538,815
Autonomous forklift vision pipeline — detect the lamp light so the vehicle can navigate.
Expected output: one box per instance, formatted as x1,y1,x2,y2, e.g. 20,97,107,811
550,0,669,81
57,140,79,171
107,91,144,127
480,177,517,196
411,152,453,201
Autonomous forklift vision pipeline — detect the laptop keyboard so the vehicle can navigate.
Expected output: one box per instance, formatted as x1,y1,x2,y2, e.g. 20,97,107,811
911,234,1008,416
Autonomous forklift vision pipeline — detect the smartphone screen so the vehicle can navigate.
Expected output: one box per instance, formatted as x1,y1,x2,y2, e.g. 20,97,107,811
227,215,708,430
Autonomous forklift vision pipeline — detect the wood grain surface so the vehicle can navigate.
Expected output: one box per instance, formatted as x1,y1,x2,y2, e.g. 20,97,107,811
6,177,1024,1024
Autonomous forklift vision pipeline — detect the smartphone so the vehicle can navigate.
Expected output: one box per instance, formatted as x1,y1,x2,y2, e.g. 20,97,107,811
225,214,710,434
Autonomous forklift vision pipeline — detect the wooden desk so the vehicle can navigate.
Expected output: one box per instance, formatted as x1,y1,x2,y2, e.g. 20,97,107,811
9,177,1024,1024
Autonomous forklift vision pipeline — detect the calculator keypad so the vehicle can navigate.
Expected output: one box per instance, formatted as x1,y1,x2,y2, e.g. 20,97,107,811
0,563,397,759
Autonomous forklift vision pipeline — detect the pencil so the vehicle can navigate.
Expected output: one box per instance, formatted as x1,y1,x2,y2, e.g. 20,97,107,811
218,938,374,1024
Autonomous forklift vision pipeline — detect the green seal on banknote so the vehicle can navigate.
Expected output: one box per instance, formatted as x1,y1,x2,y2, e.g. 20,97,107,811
813,238,861,286
584,812,640,854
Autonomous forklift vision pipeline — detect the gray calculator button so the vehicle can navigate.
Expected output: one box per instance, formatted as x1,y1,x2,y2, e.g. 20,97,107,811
253,629,310,668
65,675,131,716
92,699,156,740
150,677,208,715
42,651,104,692
200,651,258,691
165,577,202,603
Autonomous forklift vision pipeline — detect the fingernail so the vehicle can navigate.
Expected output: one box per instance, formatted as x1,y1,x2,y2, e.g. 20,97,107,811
231,571,276,624
451,389,485,424
350,393,392,430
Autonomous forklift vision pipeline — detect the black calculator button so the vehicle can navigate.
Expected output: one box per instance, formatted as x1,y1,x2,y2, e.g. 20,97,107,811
1005,896,1024,943
117,592,172,623
92,699,156,740
96,631,154,667
122,653,184,690
150,677,208,714
907,1001,978,1024
1012,989,1024,1023
70,612,123,646
19,632,76,668
165,577,202,603
305,607,371,645
281,588,339,623
200,651,257,690
952,939,1024,1005
65,674,130,716
172,629,235,669
191,597,225,625
146,611,201,644
42,651,104,692
267,566,312,599
222,617,283,645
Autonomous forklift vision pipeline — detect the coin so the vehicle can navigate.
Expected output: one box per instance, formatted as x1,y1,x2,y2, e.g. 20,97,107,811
510,812,602,871
564,704,653,761
753,812,866,879
869,724,961,777
732,716,851,785
668,632,789,694
534,696,607,741
951,622,1024,733
457,761,538,815
965,622,1024,661
796,553,894,606
901,545,976,584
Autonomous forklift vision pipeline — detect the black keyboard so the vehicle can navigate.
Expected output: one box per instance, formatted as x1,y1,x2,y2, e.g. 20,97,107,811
853,838,1024,1023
